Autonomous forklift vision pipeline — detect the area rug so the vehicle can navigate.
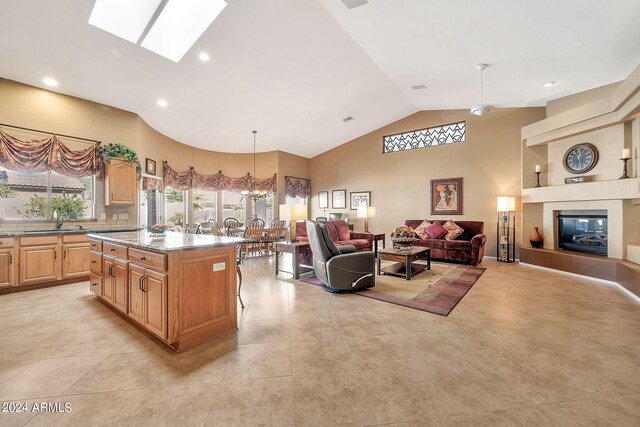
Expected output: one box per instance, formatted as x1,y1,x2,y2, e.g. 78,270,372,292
299,261,485,316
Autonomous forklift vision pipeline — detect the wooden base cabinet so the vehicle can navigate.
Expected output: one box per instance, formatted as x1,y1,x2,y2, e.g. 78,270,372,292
0,248,15,288
62,243,90,279
19,245,58,285
128,264,167,339
103,255,128,314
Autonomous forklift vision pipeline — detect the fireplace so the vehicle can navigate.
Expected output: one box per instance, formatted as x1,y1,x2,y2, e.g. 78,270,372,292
557,210,608,256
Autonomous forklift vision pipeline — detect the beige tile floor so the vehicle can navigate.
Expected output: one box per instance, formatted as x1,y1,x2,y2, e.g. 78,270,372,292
0,256,639,426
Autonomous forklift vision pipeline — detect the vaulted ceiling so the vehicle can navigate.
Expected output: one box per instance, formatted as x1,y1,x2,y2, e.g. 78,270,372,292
1,0,639,157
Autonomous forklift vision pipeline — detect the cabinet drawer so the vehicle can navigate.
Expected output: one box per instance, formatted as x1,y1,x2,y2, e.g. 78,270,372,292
0,237,15,247
129,248,166,271
89,239,102,252
89,272,102,297
63,233,89,243
103,242,127,259
90,251,103,274
20,235,58,246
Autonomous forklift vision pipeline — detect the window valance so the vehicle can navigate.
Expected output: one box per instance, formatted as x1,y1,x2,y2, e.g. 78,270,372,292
285,176,311,198
142,176,163,192
0,129,100,177
163,161,277,193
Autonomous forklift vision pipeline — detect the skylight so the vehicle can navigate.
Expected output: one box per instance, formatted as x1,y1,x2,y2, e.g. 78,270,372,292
141,0,227,62
88,0,227,63
89,0,162,43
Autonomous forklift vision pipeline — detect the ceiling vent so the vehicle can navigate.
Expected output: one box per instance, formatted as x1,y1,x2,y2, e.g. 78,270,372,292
470,63,493,116
342,0,369,10
411,84,427,90
342,116,355,123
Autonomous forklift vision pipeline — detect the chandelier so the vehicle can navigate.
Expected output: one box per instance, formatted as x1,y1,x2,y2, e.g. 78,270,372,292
241,130,268,201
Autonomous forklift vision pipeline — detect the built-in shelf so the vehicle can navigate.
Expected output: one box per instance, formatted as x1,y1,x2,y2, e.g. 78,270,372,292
522,177,639,203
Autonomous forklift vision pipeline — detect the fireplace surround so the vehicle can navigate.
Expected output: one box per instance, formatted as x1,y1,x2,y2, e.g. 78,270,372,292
557,210,608,256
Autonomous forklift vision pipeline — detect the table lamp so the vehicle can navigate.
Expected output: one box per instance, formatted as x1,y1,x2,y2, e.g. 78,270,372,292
280,204,307,242
356,206,376,232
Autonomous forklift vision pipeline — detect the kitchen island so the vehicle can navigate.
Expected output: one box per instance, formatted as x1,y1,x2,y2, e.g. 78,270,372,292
87,231,247,352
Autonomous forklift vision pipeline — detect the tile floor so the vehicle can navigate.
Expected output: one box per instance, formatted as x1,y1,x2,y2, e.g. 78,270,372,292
0,256,639,426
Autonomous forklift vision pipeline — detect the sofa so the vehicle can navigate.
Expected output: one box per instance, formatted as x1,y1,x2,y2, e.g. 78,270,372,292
297,220,373,251
405,220,486,266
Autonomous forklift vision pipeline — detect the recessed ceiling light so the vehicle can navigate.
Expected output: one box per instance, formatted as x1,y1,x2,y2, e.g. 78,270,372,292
141,0,227,62
157,99,168,107
411,84,427,90
199,52,210,62
43,77,58,87
544,80,557,87
89,0,162,43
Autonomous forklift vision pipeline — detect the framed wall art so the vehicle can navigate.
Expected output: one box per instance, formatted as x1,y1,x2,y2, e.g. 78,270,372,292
332,189,346,209
145,158,157,175
430,177,463,215
349,191,371,210
318,191,329,209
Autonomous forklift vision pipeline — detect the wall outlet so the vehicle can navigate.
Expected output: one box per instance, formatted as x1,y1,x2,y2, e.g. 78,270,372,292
123,213,128,220
100,213,106,220
112,214,118,220
118,213,127,220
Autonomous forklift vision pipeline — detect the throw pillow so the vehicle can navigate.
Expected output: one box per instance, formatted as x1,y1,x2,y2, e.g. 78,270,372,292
425,221,447,239
413,220,432,240
443,219,464,241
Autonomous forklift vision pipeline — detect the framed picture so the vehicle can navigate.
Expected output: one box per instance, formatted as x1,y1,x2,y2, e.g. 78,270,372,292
318,191,329,209
145,158,157,175
332,189,346,209
430,177,463,215
350,191,371,210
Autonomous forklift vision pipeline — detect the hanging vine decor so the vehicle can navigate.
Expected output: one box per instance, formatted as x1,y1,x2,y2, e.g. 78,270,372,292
97,143,142,180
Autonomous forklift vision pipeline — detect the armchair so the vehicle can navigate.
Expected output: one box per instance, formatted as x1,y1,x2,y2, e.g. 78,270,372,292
306,221,375,293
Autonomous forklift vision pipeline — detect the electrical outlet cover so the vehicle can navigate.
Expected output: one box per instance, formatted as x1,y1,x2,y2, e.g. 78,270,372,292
100,213,106,220
123,213,128,220
112,214,118,220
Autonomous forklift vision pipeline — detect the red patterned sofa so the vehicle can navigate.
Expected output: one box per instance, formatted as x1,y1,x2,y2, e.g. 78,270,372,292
297,220,373,251
405,220,486,266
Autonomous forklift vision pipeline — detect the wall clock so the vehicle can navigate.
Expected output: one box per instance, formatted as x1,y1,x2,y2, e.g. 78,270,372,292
563,143,598,174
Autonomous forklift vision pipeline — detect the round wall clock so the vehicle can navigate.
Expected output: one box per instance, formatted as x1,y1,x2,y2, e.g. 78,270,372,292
563,143,599,174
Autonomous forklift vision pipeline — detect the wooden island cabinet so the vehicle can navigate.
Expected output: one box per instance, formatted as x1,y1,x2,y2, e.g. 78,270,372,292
88,231,246,352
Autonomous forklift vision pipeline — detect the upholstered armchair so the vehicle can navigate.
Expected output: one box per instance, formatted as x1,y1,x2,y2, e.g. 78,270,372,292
306,221,375,292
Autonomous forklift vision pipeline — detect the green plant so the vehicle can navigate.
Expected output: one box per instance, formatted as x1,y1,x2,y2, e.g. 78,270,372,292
16,194,47,219
98,143,142,180
168,212,184,226
0,171,14,198
166,188,184,203
51,193,86,218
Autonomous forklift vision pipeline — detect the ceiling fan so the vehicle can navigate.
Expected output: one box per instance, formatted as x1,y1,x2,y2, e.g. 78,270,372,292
471,63,493,116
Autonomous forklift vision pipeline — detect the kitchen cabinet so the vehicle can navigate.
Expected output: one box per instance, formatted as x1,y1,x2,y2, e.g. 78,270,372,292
0,248,15,288
62,243,90,279
103,255,128,314
104,159,137,206
19,245,58,285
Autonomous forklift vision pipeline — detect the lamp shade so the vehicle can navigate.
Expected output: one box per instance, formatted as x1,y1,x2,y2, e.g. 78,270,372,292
496,196,516,212
279,204,292,221
357,206,376,218
290,205,307,221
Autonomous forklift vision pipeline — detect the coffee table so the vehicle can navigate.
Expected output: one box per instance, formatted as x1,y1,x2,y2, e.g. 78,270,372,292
377,246,431,280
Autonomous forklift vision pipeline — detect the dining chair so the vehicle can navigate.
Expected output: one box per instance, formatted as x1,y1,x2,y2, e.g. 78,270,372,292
223,217,242,236
207,219,224,236
242,218,266,257
263,219,287,253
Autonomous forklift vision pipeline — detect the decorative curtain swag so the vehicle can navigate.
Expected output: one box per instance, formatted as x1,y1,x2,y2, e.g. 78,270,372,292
142,176,164,192
163,162,277,193
285,175,311,198
0,129,100,177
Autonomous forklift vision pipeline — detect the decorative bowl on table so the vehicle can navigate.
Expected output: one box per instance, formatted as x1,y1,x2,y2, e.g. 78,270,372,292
390,237,419,249
149,223,169,237
390,225,419,249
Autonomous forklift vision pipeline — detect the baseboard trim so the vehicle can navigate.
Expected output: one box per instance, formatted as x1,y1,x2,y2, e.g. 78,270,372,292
518,262,640,304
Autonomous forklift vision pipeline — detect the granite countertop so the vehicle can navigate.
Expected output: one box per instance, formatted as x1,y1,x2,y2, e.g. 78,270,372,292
0,227,141,238
86,230,249,253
